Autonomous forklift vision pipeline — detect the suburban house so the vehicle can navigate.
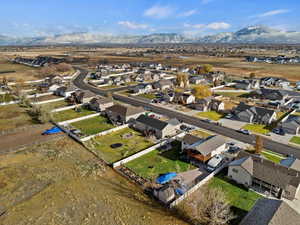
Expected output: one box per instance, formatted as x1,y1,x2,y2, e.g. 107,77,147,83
191,97,224,112
134,115,180,139
254,89,289,101
153,80,173,91
233,102,277,124
181,134,203,151
88,97,114,112
234,79,260,90
48,84,61,92
183,135,227,162
71,90,95,104
228,151,300,200
189,76,206,85
280,115,300,135
131,84,153,94
55,85,77,97
45,75,64,85
240,198,300,225
105,104,145,124
173,92,195,105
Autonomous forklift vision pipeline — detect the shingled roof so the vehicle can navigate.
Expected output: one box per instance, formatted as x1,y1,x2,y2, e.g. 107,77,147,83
106,104,145,117
240,198,300,225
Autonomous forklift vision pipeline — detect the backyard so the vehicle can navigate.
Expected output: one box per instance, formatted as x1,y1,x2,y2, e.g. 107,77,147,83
53,107,96,122
242,124,270,135
125,141,195,179
44,100,71,109
87,127,154,163
71,116,115,136
209,173,262,224
196,111,223,121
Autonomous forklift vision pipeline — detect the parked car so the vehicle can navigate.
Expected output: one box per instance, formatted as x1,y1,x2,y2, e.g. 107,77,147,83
225,113,233,119
237,129,251,135
180,125,193,132
272,128,285,136
206,155,225,172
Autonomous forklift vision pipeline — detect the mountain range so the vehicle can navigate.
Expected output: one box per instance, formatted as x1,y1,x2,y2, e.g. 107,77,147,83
1,26,300,45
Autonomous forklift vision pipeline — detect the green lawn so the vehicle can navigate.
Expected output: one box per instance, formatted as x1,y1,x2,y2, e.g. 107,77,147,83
209,174,262,224
196,111,223,121
242,124,270,135
137,93,156,100
125,141,195,179
53,107,95,122
44,100,70,109
71,116,115,136
261,150,285,164
290,136,300,145
215,92,247,98
99,85,119,90
190,129,212,139
88,128,154,163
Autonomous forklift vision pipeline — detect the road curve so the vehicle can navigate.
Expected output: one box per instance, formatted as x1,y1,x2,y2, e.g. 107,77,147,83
73,68,300,159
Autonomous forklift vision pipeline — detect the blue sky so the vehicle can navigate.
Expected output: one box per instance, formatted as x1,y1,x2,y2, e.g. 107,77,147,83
1,0,299,37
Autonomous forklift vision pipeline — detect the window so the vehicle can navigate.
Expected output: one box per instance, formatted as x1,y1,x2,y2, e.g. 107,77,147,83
232,168,238,173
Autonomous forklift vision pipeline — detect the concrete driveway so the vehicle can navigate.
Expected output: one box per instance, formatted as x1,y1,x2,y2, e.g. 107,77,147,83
219,118,246,130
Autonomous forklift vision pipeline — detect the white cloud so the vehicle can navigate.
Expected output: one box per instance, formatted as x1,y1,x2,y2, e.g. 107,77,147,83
206,22,231,30
118,21,148,29
255,9,290,18
179,9,198,17
184,22,231,30
144,5,174,19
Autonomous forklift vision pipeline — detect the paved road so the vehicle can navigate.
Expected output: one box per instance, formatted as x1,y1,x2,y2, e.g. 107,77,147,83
73,68,300,159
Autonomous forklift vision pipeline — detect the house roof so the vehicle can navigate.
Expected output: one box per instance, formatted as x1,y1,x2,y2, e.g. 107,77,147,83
136,115,179,131
90,97,113,105
234,103,276,121
234,151,300,189
106,104,145,117
189,135,226,156
229,157,253,175
182,134,202,145
280,157,300,172
240,198,300,225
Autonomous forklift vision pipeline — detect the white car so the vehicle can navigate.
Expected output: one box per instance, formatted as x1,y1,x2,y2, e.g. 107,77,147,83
206,155,225,172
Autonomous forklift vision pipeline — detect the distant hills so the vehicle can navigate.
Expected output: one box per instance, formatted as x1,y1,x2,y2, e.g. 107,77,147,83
1,26,300,45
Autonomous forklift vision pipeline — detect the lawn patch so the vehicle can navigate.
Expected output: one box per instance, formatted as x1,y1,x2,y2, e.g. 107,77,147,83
215,92,247,98
88,128,153,163
261,150,285,164
137,93,156,100
196,111,223,121
53,107,95,122
71,116,115,136
209,174,262,224
125,141,195,179
190,129,212,139
242,124,270,135
290,136,300,145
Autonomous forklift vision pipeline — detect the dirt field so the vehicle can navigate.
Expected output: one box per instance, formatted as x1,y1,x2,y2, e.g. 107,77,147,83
0,138,187,225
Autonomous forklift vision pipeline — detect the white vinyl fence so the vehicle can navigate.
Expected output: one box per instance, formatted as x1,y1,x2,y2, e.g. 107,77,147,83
58,112,101,125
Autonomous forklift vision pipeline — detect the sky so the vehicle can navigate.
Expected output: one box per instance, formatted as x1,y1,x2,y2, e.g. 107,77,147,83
1,0,300,37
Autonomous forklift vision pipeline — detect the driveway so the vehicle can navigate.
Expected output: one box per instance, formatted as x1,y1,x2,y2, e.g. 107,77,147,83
219,118,246,130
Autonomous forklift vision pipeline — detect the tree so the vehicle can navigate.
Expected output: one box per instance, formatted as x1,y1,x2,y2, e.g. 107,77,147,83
181,186,235,225
39,66,57,78
249,72,256,79
28,105,53,124
176,73,189,88
192,85,212,98
196,64,213,74
255,135,263,155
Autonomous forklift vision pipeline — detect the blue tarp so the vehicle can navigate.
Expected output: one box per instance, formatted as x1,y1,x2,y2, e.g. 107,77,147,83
156,172,177,184
42,126,62,135
175,188,185,196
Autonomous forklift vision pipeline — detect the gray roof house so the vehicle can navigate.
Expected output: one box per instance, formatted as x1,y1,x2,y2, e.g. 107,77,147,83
71,90,95,104
88,97,114,112
280,114,300,135
240,198,300,225
153,80,173,91
233,102,277,124
134,114,180,139
191,97,225,112
228,151,300,200
54,85,77,97
105,104,145,124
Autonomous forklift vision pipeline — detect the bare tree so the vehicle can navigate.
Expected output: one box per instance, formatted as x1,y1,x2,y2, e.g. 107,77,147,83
179,186,235,225
39,66,57,78
255,135,263,155
54,63,72,73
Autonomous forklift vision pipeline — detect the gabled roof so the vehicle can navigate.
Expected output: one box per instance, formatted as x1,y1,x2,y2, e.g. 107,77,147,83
229,156,253,175
136,115,179,131
240,198,300,225
189,135,226,156
90,97,113,105
106,104,145,117
182,134,202,145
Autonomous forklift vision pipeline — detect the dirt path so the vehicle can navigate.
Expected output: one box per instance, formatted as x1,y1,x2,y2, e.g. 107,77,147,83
0,124,65,154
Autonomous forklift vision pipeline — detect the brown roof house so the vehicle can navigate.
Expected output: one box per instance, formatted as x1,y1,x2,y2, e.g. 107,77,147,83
191,97,225,112
71,90,95,104
182,135,227,162
105,104,145,124
228,151,300,200
240,198,300,225
88,97,114,112
173,92,196,105
133,115,181,139
153,79,173,91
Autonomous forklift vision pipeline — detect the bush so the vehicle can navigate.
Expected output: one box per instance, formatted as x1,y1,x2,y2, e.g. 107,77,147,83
28,105,53,124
